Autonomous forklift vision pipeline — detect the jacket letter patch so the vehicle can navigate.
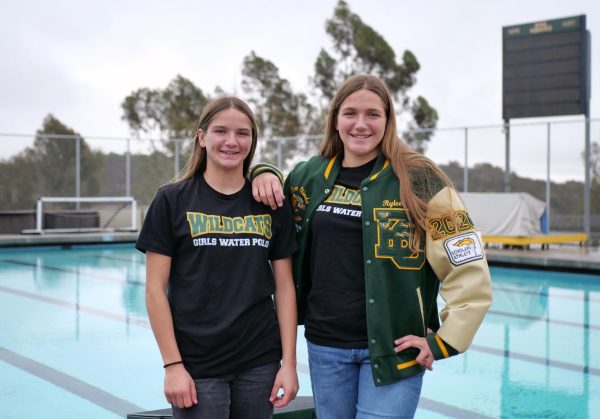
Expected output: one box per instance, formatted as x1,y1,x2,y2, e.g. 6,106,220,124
443,232,484,266
374,208,425,270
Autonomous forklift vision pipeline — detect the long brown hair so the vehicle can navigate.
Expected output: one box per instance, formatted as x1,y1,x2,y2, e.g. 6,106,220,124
320,74,453,251
178,96,258,182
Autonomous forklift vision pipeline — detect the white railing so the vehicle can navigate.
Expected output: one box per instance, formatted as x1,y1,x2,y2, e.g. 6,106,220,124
23,196,137,234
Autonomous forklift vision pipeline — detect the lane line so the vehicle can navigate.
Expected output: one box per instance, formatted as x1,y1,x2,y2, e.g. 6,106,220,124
471,344,600,376
488,309,600,331
0,346,145,417
493,284,600,303
0,285,150,328
2,284,599,377
418,397,496,419
0,259,145,286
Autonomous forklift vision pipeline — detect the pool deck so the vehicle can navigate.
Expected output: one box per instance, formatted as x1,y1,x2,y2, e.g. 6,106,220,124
0,232,599,273
0,232,139,247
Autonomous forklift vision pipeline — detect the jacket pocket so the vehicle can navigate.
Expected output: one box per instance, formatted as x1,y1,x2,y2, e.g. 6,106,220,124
368,287,427,357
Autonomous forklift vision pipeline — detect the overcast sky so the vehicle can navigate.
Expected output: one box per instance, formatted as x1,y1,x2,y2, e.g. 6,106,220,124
1,0,598,181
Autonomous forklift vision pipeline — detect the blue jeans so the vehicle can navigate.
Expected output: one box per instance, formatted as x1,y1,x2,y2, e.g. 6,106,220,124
307,342,423,419
172,361,280,419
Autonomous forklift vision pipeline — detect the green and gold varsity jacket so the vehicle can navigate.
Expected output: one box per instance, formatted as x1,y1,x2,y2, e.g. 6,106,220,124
252,154,492,386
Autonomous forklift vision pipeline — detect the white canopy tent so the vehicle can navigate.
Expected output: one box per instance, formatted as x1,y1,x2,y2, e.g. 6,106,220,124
460,192,546,237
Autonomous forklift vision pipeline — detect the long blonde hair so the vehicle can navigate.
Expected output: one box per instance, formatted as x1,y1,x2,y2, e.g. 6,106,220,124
320,74,453,251
178,96,258,182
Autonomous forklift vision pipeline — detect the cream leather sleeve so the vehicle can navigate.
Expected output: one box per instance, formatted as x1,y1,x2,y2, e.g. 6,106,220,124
425,187,493,353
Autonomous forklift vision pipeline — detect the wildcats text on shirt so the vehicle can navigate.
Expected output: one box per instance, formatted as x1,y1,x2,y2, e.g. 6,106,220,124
187,212,272,238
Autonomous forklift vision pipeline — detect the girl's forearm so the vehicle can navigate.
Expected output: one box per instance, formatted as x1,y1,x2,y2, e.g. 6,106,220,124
275,285,297,367
272,258,297,367
147,288,182,364
146,252,182,365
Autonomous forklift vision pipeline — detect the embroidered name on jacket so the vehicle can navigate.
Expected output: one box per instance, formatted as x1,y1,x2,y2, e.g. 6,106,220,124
291,186,310,222
186,212,272,239
373,208,424,270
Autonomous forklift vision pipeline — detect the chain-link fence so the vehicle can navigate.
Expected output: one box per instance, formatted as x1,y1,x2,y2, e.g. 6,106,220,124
1,118,598,235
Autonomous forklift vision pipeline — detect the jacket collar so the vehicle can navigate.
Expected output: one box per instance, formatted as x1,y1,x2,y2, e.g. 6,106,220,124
322,154,391,185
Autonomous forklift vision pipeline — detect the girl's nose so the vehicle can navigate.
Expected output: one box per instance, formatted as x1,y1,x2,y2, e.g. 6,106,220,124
355,114,367,129
224,132,237,144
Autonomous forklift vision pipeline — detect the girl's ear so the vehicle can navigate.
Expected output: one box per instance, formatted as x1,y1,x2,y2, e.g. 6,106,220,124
198,129,206,147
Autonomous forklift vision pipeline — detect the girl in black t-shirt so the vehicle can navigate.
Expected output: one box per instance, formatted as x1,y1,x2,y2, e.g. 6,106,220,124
137,97,298,419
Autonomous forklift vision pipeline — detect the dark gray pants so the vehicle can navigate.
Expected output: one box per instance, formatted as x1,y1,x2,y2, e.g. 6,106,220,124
172,362,280,419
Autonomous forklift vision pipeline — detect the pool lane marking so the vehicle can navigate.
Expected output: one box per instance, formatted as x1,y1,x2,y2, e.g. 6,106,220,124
471,344,600,376
488,309,600,331
493,285,600,303
0,345,145,417
4,258,598,304
0,288,494,419
0,285,151,329
418,398,495,419
0,340,494,419
2,283,600,378
0,259,146,287
98,254,146,265
0,286,595,419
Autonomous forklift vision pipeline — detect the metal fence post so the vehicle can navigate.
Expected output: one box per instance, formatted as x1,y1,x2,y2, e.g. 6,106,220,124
545,123,551,233
504,120,511,193
174,140,180,179
277,137,283,170
584,118,591,236
463,127,469,193
75,136,81,210
126,138,131,197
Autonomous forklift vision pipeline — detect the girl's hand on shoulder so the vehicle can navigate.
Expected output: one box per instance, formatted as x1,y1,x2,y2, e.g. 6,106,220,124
270,364,299,408
394,335,434,371
252,172,284,209
164,364,198,408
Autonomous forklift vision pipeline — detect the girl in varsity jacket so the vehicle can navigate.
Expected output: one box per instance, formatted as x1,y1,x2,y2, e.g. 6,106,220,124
137,97,298,419
251,75,492,418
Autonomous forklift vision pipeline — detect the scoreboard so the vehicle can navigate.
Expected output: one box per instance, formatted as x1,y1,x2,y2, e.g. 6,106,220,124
503,15,590,119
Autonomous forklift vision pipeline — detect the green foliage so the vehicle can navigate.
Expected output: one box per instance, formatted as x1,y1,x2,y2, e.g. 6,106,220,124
0,114,100,210
313,49,337,101
121,75,208,154
313,0,436,151
317,0,421,99
241,51,319,170
242,51,316,137
403,96,439,153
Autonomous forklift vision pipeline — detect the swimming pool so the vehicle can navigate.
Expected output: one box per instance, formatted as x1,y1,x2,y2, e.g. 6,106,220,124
0,244,598,418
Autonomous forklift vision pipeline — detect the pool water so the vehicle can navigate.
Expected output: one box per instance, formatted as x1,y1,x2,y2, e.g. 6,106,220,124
0,244,598,418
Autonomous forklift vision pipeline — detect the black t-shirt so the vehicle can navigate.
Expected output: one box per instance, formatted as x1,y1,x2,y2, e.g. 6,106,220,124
305,158,376,348
136,174,297,378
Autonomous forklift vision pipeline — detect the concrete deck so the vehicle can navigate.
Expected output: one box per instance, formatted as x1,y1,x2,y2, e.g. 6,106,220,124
0,232,599,273
0,232,138,247
484,245,600,273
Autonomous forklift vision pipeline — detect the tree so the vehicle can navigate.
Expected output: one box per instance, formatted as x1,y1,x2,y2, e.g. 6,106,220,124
121,75,208,154
242,51,319,169
403,96,439,153
0,114,100,210
312,0,438,151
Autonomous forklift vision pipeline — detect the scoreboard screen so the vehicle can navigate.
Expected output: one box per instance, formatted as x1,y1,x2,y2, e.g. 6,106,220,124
503,15,590,119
